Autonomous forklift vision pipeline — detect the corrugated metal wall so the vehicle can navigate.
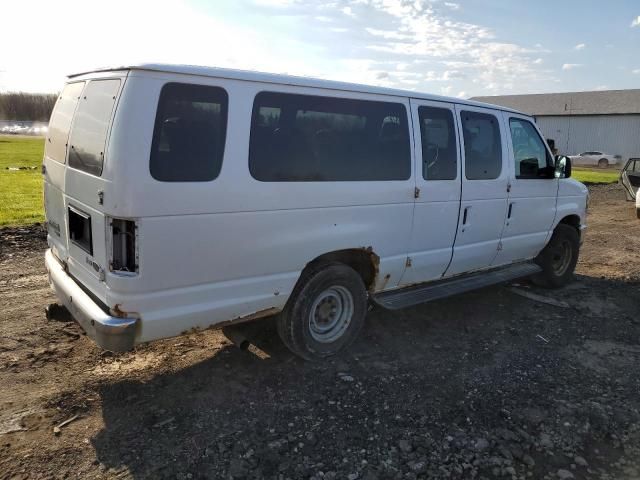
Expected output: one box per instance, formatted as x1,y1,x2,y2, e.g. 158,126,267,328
536,115,640,161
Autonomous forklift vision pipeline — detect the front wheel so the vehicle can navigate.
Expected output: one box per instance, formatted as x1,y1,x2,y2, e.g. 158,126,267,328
598,158,608,168
277,263,367,361
533,224,580,288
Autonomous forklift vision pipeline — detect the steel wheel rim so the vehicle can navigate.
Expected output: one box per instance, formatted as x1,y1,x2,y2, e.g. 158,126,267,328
551,239,572,276
308,286,354,343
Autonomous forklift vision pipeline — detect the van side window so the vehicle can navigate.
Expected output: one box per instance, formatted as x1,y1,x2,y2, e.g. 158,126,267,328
461,111,502,180
249,92,411,181
46,82,85,165
150,83,228,182
418,106,457,180
509,118,553,179
68,79,121,176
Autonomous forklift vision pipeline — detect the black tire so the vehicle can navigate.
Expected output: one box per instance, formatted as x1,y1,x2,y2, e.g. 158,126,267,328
277,263,367,361
598,158,608,168
532,224,580,288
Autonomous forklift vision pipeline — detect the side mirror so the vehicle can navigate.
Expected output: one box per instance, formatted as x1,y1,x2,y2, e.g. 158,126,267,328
555,155,572,179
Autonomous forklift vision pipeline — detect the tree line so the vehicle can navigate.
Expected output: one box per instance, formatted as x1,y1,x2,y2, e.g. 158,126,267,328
0,92,58,122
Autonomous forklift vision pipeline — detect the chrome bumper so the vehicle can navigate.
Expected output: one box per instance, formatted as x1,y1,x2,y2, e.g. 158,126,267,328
45,249,138,352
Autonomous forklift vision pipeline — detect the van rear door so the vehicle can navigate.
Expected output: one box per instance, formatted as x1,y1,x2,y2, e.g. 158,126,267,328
44,76,124,301
43,82,85,261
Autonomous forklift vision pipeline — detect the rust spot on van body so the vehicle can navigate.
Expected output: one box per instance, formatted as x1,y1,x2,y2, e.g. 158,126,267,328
219,307,281,327
180,307,282,337
110,304,140,318
360,246,380,292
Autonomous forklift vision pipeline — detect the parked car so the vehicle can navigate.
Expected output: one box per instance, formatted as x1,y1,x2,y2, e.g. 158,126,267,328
569,151,620,168
43,64,588,360
619,158,640,218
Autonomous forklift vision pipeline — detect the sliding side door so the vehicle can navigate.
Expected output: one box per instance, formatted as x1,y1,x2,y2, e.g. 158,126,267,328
400,99,461,285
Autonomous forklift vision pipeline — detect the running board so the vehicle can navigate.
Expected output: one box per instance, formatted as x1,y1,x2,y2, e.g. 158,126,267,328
373,262,542,310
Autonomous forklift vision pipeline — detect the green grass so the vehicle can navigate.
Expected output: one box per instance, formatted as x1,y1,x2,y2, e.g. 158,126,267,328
571,167,620,185
0,135,45,226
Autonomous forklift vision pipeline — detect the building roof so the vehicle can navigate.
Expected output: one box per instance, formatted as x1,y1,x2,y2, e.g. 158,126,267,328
67,63,524,114
471,89,640,116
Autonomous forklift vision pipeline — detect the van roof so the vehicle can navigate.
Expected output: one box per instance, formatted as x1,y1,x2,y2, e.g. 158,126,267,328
68,63,524,115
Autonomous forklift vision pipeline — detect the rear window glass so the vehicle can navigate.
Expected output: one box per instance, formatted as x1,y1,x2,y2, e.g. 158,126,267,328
249,92,411,181
68,79,121,176
46,82,85,164
461,111,502,180
150,83,228,182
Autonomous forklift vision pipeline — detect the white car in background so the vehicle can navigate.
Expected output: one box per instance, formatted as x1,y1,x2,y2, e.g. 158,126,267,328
569,151,620,168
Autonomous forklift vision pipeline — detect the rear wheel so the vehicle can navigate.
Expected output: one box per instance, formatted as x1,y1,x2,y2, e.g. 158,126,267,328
533,224,580,288
277,263,367,361
598,158,608,168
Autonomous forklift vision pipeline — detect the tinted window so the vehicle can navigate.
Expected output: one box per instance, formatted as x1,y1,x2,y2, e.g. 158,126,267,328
249,92,411,181
509,118,553,179
46,82,84,164
150,83,228,182
461,111,502,180
68,79,120,176
419,106,457,180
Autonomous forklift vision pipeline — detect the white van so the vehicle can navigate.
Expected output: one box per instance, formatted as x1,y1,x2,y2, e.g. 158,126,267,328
43,64,588,360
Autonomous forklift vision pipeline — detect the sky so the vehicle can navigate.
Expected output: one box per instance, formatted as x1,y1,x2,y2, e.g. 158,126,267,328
1,0,639,98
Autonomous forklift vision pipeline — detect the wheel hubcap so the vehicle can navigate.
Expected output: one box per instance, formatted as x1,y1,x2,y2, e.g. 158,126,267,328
308,286,354,343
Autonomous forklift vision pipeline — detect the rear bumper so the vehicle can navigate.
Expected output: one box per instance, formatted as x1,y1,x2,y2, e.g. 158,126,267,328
45,249,138,352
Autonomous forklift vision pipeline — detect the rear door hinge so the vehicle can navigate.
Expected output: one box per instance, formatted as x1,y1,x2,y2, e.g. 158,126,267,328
507,182,512,193
405,257,412,267
414,187,420,199
98,190,104,205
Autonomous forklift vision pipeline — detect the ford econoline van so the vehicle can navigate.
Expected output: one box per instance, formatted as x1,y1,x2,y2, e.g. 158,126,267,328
43,64,588,360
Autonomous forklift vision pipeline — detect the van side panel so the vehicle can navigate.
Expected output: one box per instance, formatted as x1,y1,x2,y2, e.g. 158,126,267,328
105,73,415,342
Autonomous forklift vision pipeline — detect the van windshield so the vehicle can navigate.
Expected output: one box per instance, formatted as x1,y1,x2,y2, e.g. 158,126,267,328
68,79,121,176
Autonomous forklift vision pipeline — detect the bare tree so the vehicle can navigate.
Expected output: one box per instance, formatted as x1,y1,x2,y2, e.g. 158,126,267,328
0,92,58,121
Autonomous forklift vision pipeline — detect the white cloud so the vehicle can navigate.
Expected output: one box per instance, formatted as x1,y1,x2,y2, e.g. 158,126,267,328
456,91,467,98
444,2,460,10
365,28,411,40
632,69,640,74
342,6,356,17
562,63,582,70
594,85,609,91
533,58,543,64
574,43,586,50
631,15,640,27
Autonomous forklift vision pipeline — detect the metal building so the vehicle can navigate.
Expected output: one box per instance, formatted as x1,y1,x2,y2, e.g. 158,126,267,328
472,89,640,162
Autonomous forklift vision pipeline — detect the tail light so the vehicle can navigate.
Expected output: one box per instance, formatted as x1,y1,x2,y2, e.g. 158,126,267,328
110,218,138,275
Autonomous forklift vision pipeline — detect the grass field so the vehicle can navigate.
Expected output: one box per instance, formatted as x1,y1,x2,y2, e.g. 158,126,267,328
0,135,45,226
0,134,624,227
571,167,620,185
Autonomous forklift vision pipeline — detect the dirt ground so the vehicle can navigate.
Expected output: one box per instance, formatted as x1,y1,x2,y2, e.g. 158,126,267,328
1,184,639,480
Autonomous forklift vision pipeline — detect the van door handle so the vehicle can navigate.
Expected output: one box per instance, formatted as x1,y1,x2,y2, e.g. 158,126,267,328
508,202,513,219
462,206,469,225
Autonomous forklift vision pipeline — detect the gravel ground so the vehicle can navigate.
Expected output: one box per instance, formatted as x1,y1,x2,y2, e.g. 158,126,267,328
0,184,639,480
